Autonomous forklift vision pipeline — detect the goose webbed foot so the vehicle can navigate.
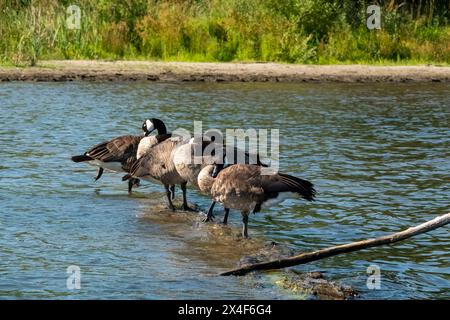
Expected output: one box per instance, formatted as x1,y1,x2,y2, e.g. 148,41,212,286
203,212,215,222
180,182,195,212
94,167,104,181
182,203,196,212
203,201,216,222
128,178,140,194
203,216,214,222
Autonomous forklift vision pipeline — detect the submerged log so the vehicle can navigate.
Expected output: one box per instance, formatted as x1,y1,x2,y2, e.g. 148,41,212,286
220,212,450,276
271,271,358,300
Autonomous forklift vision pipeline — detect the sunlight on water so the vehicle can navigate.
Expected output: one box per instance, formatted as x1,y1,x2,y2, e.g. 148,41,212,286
0,81,448,299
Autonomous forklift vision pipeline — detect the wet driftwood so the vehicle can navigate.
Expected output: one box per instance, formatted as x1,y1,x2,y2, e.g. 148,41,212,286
237,242,358,299
221,212,450,276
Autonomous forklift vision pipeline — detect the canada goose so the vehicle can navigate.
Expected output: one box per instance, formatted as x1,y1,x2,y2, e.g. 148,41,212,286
172,138,268,222
197,164,316,238
71,118,172,194
124,136,192,211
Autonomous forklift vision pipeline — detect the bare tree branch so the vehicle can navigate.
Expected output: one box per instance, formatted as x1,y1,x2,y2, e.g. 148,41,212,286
220,212,450,276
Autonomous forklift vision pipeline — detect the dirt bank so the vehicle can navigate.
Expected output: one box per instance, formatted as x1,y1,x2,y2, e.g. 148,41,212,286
1,60,450,82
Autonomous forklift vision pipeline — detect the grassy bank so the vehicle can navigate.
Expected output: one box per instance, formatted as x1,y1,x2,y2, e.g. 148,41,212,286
1,0,450,66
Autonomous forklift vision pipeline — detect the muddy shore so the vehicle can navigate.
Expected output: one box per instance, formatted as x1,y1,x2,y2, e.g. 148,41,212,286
1,60,450,82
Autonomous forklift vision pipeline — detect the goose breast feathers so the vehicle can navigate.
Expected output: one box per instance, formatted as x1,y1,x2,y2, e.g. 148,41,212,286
130,136,188,185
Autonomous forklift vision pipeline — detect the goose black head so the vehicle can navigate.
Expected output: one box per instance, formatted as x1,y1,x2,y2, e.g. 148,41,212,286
142,118,167,136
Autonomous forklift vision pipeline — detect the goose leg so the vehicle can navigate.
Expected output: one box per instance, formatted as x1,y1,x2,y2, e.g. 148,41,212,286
94,167,104,181
181,182,195,211
203,201,216,222
128,178,140,194
164,184,176,211
170,185,175,200
241,211,249,239
223,208,230,225
128,179,133,193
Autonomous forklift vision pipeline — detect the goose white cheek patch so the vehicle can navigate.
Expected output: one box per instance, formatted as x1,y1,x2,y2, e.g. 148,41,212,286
146,120,154,132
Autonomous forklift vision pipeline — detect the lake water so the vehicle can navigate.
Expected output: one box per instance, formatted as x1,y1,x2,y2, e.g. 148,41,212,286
0,81,449,299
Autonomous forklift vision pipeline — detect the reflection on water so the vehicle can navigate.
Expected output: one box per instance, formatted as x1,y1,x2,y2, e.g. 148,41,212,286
0,81,449,299
136,202,276,272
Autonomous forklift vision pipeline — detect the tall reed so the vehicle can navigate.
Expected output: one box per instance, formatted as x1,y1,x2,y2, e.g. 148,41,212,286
0,0,449,66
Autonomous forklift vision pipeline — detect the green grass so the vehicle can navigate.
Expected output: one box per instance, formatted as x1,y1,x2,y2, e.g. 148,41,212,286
1,0,449,66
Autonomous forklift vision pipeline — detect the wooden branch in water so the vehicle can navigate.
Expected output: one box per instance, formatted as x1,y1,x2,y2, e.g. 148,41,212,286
220,212,450,276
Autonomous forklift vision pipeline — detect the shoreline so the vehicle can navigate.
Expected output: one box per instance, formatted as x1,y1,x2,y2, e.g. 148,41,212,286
1,60,450,83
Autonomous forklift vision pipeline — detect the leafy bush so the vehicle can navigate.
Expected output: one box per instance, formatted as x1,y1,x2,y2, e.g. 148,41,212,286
0,0,449,65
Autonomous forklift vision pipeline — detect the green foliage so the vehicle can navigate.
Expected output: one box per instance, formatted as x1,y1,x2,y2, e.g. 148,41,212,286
0,0,449,65
294,0,340,41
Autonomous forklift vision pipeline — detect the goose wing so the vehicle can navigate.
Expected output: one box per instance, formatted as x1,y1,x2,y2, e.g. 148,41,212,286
212,164,265,202
86,135,142,163
261,172,316,201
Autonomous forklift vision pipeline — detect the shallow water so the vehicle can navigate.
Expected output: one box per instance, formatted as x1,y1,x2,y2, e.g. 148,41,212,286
0,81,449,299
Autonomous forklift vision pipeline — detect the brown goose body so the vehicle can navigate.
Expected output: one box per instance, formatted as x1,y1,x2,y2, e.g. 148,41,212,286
130,137,187,186
90,135,142,172
127,136,192,211
71,135,143,192
210,165,264,212
198,164,316,237
174,139,268,190
173,139,270,221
